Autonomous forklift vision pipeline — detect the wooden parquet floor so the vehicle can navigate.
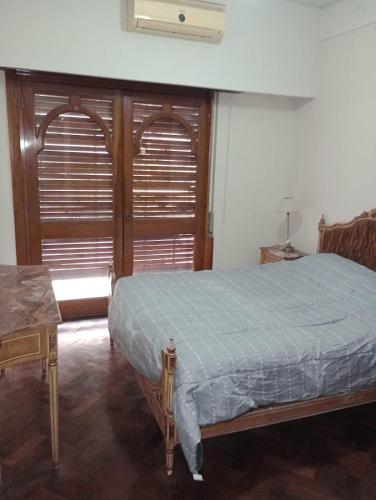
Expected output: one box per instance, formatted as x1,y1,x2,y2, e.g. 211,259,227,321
1,319,376,500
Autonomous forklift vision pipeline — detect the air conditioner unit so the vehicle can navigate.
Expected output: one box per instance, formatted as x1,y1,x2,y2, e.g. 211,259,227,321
126,0,225,43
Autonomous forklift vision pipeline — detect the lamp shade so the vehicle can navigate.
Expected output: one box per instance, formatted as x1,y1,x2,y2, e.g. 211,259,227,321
276,196,299,214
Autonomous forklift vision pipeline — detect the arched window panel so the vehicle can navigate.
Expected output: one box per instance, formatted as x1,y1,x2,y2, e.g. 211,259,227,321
80,97,113,134
132,101,164,134
170,104,200,135
37,112,114,222
133,117,197,220
34,93,70,132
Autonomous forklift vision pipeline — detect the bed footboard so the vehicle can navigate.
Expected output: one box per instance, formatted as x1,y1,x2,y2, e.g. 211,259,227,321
113,336,179,476
107,259,178,474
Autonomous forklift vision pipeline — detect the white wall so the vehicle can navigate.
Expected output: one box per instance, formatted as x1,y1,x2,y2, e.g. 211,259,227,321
289,21,376,253
321,0,376,40
0,0,320,98
213,92,296,268
0,72,16,264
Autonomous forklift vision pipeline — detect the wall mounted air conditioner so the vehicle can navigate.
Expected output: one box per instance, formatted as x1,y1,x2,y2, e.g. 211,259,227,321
126,0,225,43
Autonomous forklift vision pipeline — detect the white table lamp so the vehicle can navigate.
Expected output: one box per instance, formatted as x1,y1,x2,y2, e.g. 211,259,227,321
276,197,299,252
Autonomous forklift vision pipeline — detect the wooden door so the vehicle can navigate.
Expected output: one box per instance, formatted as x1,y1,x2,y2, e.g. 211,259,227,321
125,93,211,275
17,80,123,318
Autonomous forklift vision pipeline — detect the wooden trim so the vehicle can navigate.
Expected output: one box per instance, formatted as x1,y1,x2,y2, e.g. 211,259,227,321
36,102,113,154
204,235,214,270
58,297,108,320
112,91,125,279
0,331,43,368
5,70,30,264
137,357,376,441
136,372,166,435
125,345,376,476
7,69,212,99
40,221,113,239
318,209,376,248
22,79,42,264
133,218,196,238
194,97,212,270
133,110,197,156
123,95,134,277
201,387,376,439
318,209,376,271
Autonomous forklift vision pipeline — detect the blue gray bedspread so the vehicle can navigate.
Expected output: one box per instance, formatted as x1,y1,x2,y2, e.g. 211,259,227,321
108,254,376,474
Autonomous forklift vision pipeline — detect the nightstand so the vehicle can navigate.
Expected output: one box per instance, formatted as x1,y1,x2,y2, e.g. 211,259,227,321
260,245,307,264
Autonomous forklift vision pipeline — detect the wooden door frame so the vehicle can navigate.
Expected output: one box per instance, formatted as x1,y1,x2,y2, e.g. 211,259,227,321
6,70,30,264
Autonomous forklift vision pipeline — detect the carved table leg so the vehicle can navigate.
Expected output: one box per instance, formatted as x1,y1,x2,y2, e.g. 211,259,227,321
48,326,59,468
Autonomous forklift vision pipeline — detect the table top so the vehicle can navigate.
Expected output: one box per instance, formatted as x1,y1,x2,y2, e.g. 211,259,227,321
0,265,61,339
260,245,307,260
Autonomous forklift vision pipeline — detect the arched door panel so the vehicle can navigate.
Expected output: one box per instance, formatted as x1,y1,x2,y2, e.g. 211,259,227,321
20,81,123,318
127,96,210,274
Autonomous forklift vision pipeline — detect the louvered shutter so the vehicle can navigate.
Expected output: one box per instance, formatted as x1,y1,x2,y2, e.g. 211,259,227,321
33,92,116,280
129,96,210,274
18,81,123,318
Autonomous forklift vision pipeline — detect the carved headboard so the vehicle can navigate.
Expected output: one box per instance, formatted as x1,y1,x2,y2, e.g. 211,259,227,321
318,209,376,271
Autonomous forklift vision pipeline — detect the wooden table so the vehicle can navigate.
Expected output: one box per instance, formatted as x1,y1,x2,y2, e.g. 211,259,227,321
0,265,61,488
260,245,307,264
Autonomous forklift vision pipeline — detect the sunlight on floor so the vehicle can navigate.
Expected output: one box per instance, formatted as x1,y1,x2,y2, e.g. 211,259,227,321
52,277,110,301
58,318,109,344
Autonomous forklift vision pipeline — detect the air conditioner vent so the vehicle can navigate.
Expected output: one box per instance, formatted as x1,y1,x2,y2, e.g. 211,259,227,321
126,0,225,43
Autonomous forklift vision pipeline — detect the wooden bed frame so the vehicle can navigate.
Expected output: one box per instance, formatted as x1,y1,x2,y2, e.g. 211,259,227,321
109,209,376,476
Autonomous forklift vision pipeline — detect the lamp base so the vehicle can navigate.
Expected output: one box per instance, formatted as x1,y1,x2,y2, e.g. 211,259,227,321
281,241,295,253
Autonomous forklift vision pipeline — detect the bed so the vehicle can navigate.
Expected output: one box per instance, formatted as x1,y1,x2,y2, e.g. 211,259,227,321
108,210,376,479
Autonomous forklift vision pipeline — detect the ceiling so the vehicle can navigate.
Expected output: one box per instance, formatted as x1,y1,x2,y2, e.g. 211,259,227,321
282,0,343,7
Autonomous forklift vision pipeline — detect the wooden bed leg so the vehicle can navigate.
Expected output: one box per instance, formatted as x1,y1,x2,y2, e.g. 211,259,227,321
108,261,115,304
0,369,5,378
42,358,47,376
166,442,175,476
108,261,116,351
162,339,177,477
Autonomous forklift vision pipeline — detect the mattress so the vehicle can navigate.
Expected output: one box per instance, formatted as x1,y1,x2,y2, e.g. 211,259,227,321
108,253,376,474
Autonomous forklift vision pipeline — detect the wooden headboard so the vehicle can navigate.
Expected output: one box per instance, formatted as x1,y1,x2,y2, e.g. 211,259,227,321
318,209,376,271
